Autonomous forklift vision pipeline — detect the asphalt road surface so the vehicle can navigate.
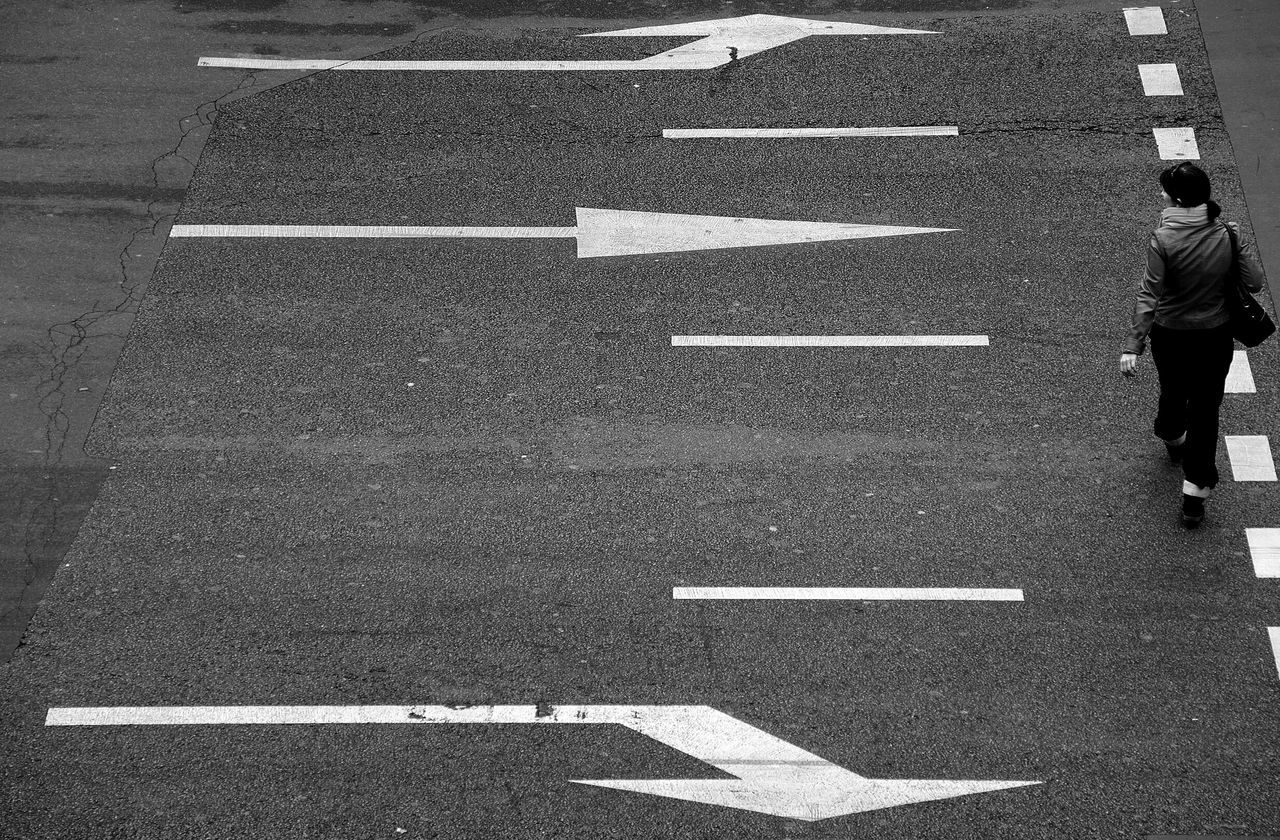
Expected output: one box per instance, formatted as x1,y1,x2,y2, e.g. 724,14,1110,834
2,2,1278,839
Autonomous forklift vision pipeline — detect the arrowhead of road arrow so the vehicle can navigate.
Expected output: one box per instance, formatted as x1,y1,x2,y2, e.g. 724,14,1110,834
573,207,958,258
573,767,1040,822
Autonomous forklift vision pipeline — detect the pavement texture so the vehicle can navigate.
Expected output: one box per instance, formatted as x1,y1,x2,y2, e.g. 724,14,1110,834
2,1,1278,839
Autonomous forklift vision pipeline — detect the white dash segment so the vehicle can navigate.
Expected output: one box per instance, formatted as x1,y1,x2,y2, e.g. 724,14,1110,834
673,587,1023,601
1153,127,1200,160
671,335,990,347
1226,351,1257,393
1225,435,1278,481
1139,63,1183,96
1246,529,1280,578
663,126,959,139
1270,628,1280,680
170,225,577,239
1124,7,1168,36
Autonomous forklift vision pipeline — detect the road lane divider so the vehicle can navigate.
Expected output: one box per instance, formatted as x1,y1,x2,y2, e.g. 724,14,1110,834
1226,351,1256,393
1270,628,1280,679
44,703,1040,821
663,126,959,139
671,335,989,347
1139,63,1183,96
169,208,958,259
1246,529,1280,578
673,587,1023,601
1225,436,1277,482
1152,127,1200,160
1124,7,1168,36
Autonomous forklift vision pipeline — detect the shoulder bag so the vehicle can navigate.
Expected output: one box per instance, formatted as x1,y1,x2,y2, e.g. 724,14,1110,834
1222,223,1275,347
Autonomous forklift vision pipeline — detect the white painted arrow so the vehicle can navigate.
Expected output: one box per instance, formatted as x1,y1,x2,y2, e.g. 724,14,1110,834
198,14,937,71
45,704,1038,821
170,207,957,258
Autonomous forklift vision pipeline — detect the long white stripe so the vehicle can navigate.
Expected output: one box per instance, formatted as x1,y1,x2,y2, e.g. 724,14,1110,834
671,335,989,347
1124,7,1168,36
170,225,576,239
1226,351,1256,393
1139,63,1183,96
663,126,959,138
1225,435,1278,481
1270,628,1280,680
1153,127,1199,160
1246,529,1280,578
673,587,1023,601
199,57,654,71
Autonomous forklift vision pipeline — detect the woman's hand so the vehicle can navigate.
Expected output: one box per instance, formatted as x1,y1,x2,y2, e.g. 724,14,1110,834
1120,352,1138,377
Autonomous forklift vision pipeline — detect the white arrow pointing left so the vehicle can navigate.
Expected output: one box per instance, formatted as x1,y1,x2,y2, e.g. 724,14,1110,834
45,704,1039,821
170,207,957,258
198,14,937,71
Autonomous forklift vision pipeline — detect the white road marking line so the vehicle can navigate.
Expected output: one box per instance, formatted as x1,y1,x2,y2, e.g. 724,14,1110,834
662,126,959,138
170,209,959,258
1153,127,1200,160
44,704,1039,821
1124,7,1168,36
1139,63,1183,96
673,587,1023,601
199,15,939,73
1245,529,1280,578
671,335,990,347
1226,351,1256,393
170,225,577,238
1270,628,1280,680
1225,435,1278,481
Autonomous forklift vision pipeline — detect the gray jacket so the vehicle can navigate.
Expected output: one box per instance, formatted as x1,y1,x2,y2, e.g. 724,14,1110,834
1124,206,1267,355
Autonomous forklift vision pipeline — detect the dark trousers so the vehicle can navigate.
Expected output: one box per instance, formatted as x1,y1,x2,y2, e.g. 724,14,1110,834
1149,322,1235,489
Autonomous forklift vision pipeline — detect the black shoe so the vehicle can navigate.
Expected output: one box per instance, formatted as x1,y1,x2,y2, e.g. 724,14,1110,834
1180,493,1205,527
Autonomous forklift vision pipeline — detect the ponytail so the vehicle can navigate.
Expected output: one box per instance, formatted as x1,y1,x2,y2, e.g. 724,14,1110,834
1206,199,1221,221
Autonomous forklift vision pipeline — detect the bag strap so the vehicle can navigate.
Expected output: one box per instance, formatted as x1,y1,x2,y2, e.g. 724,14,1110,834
1220,221,1241,286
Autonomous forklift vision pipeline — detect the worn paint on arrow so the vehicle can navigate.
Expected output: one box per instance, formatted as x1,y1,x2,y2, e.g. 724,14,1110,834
45,704,1039,821
170,208,958,259
198,14,938,72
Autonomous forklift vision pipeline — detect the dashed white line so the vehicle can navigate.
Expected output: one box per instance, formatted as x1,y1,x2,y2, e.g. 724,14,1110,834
1246,529,1280,578
1225,435,1278,481
662,126,959,138
1226,351,1257,393
1124,7,1168,36
1270,628,1280,680
670,335,990,347
1153,127,1200,160
673,587,1024,601
1139,63,1183,96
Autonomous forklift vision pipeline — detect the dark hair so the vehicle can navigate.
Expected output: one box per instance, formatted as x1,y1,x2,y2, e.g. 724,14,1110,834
1159,162,1221,220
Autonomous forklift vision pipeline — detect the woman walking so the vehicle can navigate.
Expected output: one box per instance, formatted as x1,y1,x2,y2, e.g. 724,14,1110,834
1121,162,1266,527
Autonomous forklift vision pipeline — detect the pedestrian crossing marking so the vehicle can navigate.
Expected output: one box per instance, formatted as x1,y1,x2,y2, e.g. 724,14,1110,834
1226,351,1256,393
1153,127,1200,160
1139,64,1183,96
1245,529,1280,578
1124,7,1168,36
1225,435,1277,481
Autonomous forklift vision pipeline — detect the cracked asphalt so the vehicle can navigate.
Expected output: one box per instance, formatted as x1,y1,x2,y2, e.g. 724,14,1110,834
2,0,1279,838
